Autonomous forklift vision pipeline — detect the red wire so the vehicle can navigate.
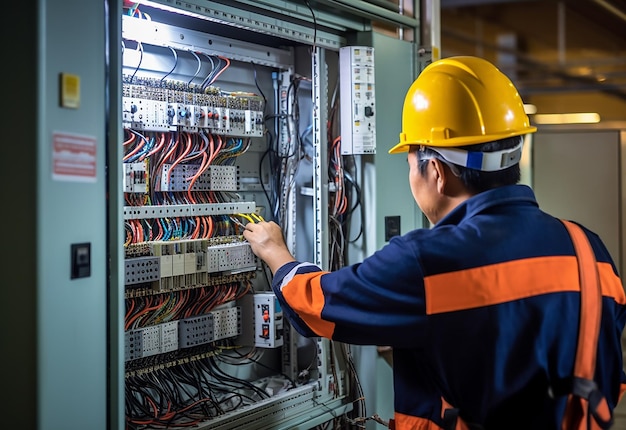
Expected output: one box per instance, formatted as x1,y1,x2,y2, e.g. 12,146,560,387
165,132,193,186
208,56,231,85
123,131,147,161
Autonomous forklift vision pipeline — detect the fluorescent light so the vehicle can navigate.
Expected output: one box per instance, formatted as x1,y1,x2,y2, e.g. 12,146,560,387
533,112,601,125
523,104,537,114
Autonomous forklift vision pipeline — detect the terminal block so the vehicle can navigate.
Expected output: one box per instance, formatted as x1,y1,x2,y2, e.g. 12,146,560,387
212,306,242,341
178,306,241,348
178,314,214,348
124,256,160,286
206,241,256,274
124,320,179,361
160,164,239,192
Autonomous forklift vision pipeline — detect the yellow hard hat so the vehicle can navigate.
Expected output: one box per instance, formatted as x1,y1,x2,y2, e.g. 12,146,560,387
389,56,536,154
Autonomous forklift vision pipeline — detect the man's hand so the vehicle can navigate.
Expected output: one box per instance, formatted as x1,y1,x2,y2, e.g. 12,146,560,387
243,221,296,274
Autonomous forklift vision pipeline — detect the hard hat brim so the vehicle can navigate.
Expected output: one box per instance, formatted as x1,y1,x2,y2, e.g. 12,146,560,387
388,142,410,154
388,127,537,155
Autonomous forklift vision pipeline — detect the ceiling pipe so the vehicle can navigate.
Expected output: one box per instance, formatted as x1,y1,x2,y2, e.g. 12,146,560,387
590,0,626,23
557,1,565,66
315,0,419,28
441,26,626,102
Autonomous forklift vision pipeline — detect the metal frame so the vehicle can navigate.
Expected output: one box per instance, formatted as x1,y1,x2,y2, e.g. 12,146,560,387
192,383,351,429
107,2,125,429
278,69,299,256
134,0,348,49
621,128,626,281
122,15,294,69
312,46,330,269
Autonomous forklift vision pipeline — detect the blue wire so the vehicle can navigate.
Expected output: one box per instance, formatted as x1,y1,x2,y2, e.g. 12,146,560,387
160,218,170,241
135,134,155,162
172,218,181,239
126,131,149,163
181,218,189,238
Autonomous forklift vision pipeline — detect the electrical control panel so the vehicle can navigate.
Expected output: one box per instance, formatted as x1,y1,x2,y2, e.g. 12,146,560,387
119,4,356,429
253,292,284,348
339,46,377,155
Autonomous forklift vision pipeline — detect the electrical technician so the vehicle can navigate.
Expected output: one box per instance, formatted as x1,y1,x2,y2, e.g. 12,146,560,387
243,56,626,429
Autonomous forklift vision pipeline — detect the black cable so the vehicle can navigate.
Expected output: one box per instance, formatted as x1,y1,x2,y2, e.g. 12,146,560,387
173,362,222,418
303,0,317,50
208,356,271,399
221,346,296,389
200,53,216,90
251,62,267,106
130,40,143,83
160,46,178,83
188,50,203,86
343,170,364,243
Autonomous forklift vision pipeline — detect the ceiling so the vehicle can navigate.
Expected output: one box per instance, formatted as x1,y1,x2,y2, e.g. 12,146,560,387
141,0,626,118
439,0,626,110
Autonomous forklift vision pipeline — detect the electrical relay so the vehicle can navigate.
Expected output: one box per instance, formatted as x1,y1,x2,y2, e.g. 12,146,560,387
253,293,284,348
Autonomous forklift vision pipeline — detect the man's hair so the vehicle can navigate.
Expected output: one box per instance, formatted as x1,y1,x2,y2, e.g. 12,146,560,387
417,135,523,194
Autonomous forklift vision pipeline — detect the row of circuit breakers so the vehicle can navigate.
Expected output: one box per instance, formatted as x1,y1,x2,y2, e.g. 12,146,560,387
122,77,265,135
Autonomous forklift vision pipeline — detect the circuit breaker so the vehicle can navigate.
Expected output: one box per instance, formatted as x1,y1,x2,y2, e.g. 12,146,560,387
254,293,283,348
339,46,376,155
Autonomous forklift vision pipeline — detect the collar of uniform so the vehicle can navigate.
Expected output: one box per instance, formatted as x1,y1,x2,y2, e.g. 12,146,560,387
435,184,539,227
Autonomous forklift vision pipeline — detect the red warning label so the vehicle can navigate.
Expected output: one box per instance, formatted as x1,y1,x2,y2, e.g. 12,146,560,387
52,131,97,182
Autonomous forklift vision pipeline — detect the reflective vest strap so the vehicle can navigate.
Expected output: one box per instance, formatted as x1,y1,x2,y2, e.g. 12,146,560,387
440,397,471,430
561,220,602,379
560,220,612,430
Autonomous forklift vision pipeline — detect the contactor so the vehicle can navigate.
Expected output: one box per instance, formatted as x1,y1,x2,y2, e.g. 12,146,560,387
254,293,283,348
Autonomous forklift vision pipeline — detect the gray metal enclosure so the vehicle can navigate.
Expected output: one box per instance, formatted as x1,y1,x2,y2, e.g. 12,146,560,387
531,122,626,278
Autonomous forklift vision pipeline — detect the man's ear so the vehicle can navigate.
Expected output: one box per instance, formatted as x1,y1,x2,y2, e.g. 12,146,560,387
431,158,447,194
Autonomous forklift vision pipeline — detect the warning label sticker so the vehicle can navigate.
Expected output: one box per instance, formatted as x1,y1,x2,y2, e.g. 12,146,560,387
52,131,97,182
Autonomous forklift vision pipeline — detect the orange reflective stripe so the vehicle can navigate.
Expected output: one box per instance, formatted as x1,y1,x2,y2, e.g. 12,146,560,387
599,263,626,305
620,383,626,402
424,259,624,315
280,271,336,338
393,411,443,430
425,256,579,314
